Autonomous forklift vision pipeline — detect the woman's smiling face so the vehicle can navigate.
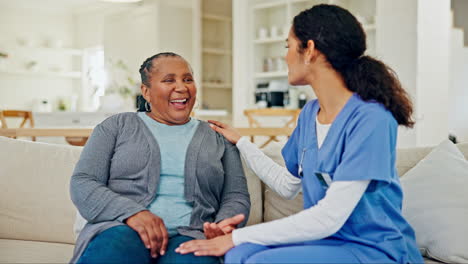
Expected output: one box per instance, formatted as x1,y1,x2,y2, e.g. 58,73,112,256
141,56,197,125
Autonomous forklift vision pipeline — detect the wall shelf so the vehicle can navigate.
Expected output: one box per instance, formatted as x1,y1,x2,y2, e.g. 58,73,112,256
3,45,83,56
254,37,287,44
200,0,233,119
254,71,288,78
363,24,376,32
250,0,377,108
253,1,287,10
202,82,232,89
0,70,82,79
202,14,232,22
202,48,232,55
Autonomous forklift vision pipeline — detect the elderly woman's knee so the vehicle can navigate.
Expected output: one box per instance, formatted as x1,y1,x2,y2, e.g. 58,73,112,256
78,225,151,264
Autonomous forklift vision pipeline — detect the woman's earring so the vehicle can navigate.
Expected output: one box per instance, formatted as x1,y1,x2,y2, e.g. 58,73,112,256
145,101,151,112
304,60,310,65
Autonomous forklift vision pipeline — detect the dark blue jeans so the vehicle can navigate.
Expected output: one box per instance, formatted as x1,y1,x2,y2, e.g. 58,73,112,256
77,225,220,264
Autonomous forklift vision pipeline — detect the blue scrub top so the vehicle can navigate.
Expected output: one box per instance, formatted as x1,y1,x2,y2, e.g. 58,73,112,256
282,94,423,264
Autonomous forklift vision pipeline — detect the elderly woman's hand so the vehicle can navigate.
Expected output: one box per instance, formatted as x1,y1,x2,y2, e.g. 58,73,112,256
208,120,242,144
203,214,245,239
175,233,234,257
125,210,169,258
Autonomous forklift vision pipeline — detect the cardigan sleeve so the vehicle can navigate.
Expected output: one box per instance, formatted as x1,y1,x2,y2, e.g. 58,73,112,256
213,137,251,227
69,115,147,224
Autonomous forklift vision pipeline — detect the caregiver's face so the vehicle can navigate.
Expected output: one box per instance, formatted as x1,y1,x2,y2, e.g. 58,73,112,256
285,27,309,86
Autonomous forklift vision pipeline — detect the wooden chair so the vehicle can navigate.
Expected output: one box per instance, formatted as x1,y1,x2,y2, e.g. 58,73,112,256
0,110,36,141
244,108,300,148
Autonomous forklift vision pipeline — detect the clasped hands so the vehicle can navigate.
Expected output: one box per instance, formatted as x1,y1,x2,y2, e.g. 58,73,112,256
126,210,244,258
175,214,243,257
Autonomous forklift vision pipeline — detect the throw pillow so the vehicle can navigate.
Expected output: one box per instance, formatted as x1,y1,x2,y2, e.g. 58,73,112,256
401,140,468,263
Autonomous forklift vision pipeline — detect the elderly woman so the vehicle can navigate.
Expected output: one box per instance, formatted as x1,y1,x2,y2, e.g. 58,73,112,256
69,52,250,264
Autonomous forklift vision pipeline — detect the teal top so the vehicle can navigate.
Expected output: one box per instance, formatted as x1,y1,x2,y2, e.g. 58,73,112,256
138,112,200,236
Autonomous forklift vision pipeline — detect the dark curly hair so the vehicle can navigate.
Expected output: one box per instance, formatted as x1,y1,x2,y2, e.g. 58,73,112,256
293,4,414,127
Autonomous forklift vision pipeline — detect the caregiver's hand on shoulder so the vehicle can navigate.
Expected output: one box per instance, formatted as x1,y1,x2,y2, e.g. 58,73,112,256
208,120,241,144
125,210,169,258
175,233,235,257
204,214,245,239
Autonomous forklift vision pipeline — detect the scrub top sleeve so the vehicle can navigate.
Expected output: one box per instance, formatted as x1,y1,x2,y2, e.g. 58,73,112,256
333,110,396,185
281,113,302,178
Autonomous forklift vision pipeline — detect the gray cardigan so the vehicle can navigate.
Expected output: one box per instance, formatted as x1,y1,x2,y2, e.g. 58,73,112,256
69,113,250,263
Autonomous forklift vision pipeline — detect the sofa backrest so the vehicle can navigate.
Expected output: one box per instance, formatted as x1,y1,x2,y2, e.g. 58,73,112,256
262,142,468,222
2,135,466,242
396,143,468,176
0,137,82,244
243,142,288,226
0,136,266,241
242,158,263,226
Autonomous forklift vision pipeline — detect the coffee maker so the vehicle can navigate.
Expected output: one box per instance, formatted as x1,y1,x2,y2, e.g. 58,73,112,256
255,80,289,108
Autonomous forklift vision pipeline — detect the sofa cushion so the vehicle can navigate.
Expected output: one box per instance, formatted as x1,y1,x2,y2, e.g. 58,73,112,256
262,141,468,223
396,146,433,176
0,238,74,263
0,137,82,244
423,257,446,264
397,143,468,176
457,143,468,159
264,188,303,222
242,158,263,226
401,140,468,263
258,142,303,222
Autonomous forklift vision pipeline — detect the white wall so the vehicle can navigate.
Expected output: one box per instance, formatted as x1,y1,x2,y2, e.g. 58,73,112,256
450,28,468,143
376,0,418,148
102,0,196,98
75,12,105,49
0,6,78,111
102,0,196,76
416,0,451,146
377,0,451,147
0,0,198,113
158,0,200,110
104,4,159,85
74,11,106,111
158,3,195,63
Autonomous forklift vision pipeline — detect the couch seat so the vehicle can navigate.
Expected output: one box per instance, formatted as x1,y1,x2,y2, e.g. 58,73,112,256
0,239,73,263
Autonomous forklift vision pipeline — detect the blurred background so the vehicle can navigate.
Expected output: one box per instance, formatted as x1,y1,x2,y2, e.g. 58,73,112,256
0,0,467,147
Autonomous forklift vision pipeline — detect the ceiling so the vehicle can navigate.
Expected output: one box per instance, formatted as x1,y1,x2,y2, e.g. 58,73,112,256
0,0,139,13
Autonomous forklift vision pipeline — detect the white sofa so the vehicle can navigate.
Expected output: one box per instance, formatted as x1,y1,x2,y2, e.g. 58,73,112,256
1,136,466,263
